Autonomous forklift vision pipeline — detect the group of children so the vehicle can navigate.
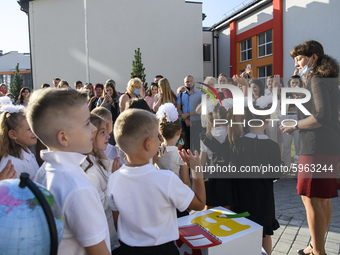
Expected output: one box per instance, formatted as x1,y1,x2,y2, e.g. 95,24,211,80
0,85,282,255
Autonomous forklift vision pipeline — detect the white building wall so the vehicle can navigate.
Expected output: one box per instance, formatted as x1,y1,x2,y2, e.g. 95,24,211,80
283,0,340,80
0,51,31,72
217,27,230,77
237,3,273,35
29,0,203,91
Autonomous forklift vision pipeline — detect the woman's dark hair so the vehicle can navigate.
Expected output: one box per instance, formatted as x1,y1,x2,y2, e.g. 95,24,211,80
148,83,158,97
290,40,339,78
105,82,118,99
126,98,151,112
18,87,30,104
250,79,264,97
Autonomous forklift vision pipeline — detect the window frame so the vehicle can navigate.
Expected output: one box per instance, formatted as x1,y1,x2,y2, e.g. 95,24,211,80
257,30,273,58
240,38,252,62
258,64,273,79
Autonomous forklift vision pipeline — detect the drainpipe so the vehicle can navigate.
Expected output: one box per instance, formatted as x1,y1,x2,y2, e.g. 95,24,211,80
84,0,90,83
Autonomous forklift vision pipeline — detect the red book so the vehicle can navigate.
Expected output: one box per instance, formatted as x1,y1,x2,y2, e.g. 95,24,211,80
178,223,222,249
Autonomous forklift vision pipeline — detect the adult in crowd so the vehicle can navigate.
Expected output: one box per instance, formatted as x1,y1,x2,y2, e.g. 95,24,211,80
57,80,70,88
144,82,158,111
152,78,177,112
280,40,340,255
88,83,104,111
250,79,265,99
41,83,50,89
84,83,94,98
74,80,83,90
16,87,30,106
6,93,15,104
119,78,142,112
97,81,120,125
105,79,122,96
265,76,274,96
154,74,163,84
52,77,61,88
281,75,303,168
97,81,120,145
0,83,8,95
176,75,202,151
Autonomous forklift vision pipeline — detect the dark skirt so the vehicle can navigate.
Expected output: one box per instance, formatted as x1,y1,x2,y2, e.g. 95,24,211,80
205,178,238,207
297,154,339,198
233,178,279,237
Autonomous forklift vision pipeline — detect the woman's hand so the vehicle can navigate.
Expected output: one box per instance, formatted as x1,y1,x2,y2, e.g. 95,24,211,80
279,121,297,135
232,74,248,87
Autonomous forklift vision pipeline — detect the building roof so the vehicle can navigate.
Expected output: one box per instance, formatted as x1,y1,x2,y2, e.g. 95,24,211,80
209,0,271,30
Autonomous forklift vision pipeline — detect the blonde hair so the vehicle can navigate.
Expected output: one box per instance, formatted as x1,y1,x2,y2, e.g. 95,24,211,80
126,78,142,94
91,107,112,123
114,108,158,155
26,88,88,148
203,76,217,87
158,78,177,105
0,111,26,158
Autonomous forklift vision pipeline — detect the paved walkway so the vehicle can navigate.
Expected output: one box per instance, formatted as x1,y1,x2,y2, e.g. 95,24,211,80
272,178,340,255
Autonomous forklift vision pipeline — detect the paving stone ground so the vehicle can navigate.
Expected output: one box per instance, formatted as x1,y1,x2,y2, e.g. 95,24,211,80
272,178,340,255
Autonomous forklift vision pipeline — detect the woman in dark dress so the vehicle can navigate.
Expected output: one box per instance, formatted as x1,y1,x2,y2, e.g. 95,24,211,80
280,40,340,255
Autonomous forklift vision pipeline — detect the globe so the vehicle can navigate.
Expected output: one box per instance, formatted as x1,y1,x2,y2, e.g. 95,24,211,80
0,175,64,255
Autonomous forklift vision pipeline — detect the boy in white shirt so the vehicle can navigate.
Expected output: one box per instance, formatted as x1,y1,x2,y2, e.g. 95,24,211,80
107,109,206,255
26,88,111,255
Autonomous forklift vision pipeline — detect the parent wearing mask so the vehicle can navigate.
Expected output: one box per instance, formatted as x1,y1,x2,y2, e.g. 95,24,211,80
280,40,340,255
119,78,142,112
176,75,202,151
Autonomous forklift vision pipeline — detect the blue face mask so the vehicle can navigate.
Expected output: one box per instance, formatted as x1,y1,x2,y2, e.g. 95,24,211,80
133,89,141,96
298,58,314,77
10,98,14,103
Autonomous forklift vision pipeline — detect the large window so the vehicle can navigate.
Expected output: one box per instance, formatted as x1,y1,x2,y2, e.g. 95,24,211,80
203,44,211,61
258,64,272,79
240,38,252,62
258,30,272,57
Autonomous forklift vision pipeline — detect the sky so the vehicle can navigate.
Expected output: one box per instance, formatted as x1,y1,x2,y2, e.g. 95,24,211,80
0,0,249,54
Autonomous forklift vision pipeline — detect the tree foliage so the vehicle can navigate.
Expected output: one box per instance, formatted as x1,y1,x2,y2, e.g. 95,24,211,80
131,48,148,92
10,63,23,101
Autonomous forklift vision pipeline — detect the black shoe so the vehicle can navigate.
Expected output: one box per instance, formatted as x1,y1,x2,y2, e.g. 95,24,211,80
298,244,313,255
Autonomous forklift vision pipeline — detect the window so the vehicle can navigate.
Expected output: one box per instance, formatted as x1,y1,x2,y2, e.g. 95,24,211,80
258,64,272,79
258,30,272,57
240,38,252,62
203,44,211,61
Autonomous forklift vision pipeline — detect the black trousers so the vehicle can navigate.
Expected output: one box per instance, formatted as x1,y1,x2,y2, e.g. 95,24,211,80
118,241,179,255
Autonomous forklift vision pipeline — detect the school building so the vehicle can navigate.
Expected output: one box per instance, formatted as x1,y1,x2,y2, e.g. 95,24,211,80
203,0,340,82
18,0,203,91
0,50,32,89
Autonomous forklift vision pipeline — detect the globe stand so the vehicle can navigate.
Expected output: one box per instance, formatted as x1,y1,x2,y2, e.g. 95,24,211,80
19,173,58,255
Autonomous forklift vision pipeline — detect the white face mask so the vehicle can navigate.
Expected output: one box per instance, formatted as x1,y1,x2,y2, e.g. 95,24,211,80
298,58,314,77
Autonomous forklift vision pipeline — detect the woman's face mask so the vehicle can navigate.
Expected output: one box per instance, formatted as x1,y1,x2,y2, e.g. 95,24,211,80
298,59,314,77
295,55,314,77
133,89,141,96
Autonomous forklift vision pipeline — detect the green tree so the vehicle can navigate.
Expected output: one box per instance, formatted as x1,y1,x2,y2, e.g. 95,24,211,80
10,63,23,101
131,48,148,92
